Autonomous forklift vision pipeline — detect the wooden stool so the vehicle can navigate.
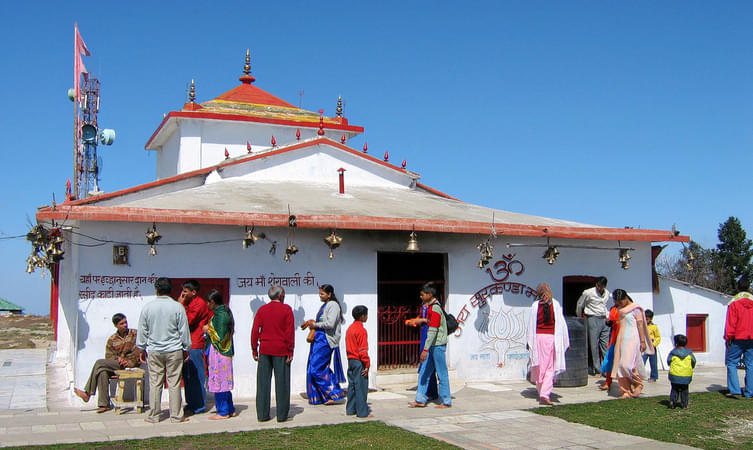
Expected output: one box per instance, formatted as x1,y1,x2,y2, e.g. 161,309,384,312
112,368,145,414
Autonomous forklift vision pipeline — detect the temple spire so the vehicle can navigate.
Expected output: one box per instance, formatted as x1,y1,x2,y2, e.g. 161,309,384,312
239,49,256,84
189,79,196,103
336,95,343,117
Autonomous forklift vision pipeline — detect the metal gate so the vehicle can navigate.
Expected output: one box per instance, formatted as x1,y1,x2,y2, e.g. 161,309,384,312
377,305,422,369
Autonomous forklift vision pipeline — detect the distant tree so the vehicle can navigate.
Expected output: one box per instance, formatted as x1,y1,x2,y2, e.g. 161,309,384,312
716,216,753,294
658,240,729,292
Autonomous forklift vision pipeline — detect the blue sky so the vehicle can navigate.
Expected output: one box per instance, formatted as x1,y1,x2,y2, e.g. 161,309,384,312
1,1,751,314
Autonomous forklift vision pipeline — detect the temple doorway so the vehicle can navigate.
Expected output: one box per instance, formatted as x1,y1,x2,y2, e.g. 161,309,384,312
376,252,446,370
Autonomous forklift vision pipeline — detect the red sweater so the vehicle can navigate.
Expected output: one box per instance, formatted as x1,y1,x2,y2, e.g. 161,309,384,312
251,301,294,357
345,320,370,368
725,297,753,340
184,296,212,349
536,301,554,334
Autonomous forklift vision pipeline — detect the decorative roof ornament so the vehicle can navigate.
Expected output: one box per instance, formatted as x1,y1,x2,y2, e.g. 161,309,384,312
362,142,368,153
224,148,230,159
317,116,325,136
401,159,407,169
271,135,277,147
296,129,301,141
340,133,346,144
384,150,389,162
336,95,343,117
189,79,196,103
239,49,256,84
247,141,252,153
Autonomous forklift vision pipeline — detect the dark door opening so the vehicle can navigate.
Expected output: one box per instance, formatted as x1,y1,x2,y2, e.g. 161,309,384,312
377,252,445,370
562,275,597,317
169,278,231,304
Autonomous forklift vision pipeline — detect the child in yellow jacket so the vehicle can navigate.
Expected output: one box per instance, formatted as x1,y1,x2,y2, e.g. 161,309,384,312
642,309,661,382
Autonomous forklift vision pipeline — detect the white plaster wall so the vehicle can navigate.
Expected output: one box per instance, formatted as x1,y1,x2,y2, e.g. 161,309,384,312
440,236,653,382
59,220,659,401
155,119,361,178
178,120,202,175
67,222,384,399
223,145,411,188
652,277,729,366
156,130,180,180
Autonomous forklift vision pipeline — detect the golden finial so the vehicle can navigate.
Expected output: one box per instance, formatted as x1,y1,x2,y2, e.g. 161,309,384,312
189,79,196,103
336,95,343,117
239,49,256,84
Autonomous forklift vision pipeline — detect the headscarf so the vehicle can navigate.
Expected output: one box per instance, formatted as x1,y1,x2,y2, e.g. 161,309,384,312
536,282,553,323
207,304,234,357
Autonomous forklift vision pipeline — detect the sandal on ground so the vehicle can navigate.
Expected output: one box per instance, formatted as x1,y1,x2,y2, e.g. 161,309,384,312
96,406,112,413
435,404,451,409
539,397,553,405
619,393,632,399
209,414,230,420
725,393,739,398
408,401,426,408
598,384,610,391
73,388,90,403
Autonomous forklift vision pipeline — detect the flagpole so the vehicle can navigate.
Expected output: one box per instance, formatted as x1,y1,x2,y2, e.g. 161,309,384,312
72,23,79,199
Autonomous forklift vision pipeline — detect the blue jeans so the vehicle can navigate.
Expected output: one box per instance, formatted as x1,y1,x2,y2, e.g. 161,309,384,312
642,353,658,380
726,339,753,397
183,348,207,413
415,345,451,406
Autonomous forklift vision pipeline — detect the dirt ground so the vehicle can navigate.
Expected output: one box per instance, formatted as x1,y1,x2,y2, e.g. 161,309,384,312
0,314,53,349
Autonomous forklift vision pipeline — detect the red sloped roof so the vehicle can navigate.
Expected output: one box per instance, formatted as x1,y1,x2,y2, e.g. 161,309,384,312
213,83,296,108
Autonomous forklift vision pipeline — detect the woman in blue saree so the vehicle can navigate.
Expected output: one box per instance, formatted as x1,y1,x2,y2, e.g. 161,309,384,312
301,284,346,405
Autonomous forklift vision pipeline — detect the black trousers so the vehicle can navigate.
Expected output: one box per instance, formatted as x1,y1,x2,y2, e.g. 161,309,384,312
670,382,689,408
256,354,290,422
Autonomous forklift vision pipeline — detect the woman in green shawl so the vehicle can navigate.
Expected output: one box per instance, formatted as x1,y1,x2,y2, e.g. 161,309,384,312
203,289,236,419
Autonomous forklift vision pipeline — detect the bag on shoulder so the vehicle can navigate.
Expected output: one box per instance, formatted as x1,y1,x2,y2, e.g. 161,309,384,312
442,309,459,335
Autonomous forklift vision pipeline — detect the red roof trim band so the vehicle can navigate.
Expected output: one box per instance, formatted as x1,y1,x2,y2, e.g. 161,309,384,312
36,205,689,243
146,111,364,149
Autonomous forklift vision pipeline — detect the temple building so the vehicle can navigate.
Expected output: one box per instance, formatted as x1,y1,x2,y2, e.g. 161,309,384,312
37,51,695,402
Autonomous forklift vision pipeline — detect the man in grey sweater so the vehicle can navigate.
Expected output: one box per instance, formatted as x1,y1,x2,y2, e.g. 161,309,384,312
137,277,191,423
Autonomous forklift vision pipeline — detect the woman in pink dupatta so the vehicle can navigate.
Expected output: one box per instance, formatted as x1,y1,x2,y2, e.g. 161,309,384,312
612,289,654,399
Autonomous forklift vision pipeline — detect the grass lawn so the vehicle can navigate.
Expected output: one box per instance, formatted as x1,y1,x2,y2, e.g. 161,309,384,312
533,390,753,449
8,421,457,449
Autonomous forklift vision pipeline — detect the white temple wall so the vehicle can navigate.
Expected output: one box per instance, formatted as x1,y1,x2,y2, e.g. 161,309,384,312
154,119,361,179
652,277,729,366
59,220,659,403
226,145,411,188
156,129,180,180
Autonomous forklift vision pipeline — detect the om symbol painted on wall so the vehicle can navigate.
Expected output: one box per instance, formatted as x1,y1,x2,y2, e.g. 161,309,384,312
485,254,525,282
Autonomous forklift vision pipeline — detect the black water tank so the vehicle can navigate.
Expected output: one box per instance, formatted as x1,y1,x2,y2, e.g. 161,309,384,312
554,316,588,387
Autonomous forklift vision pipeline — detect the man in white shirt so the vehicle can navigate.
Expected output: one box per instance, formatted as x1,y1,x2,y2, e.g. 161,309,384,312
576,276,611,376
137,277,191,423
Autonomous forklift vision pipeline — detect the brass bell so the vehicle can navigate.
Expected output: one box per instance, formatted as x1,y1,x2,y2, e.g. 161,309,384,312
543,246,559,265
243,227,259,249
406,231,419,252
324,231,343,259
149,244,158,256
284,244,298,262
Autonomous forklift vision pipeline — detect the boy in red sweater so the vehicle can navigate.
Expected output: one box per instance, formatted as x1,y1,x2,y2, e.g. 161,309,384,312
345,305,372,418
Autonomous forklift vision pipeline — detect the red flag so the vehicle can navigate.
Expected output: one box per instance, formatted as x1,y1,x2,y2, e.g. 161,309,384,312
74,24,90,101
